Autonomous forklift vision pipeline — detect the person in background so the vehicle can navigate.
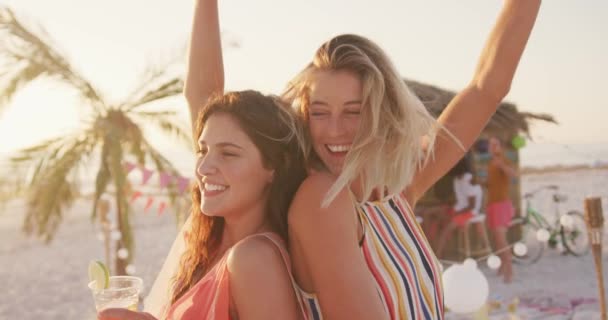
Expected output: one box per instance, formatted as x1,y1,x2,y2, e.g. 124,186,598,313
487,136,519,283
435,156,485,259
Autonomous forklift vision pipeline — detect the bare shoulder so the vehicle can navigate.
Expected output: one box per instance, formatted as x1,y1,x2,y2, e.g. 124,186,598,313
287,174,358,248
295,172,338,199
227,235,300,319
227,235,286,275
288,172,356,231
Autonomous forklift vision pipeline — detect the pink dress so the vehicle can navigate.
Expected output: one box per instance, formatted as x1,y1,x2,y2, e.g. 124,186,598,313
165,232,301,320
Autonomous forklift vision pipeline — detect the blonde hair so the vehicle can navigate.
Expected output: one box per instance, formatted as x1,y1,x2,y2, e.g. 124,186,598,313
283,34,442,206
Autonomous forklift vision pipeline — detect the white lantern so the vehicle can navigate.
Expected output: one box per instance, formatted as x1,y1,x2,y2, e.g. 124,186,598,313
513,242,528,256
125,264,136,275
536,228,551,242
560,215,574,229
442,258,489,314
110,230,122,241
486,255,502,270
117,248,129,260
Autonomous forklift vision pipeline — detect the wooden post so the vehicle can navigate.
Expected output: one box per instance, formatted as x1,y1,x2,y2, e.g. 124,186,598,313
584,197,606,319
97,199,112,272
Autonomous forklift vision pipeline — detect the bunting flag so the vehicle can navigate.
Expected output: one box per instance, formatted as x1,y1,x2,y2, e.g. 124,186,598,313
159,172,173,189
130,191,143,203
144,196,154,213
121,162,196,218
124,161,137,174
157,201,167,216
141,167,154,185
122,161,192,194
177,176,190,194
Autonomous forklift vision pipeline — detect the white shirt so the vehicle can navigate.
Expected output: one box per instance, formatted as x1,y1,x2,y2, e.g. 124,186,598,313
452,173,483,215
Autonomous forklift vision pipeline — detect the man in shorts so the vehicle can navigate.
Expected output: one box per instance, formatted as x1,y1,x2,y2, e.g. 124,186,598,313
487,137,519,283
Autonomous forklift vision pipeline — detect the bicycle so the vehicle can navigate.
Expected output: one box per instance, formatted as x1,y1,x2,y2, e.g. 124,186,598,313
509,185,590,265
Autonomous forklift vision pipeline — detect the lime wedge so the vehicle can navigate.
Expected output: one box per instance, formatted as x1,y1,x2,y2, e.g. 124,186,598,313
88,260,110,290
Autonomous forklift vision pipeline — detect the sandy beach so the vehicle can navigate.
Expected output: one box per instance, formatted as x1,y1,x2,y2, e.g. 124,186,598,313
1,168,607,320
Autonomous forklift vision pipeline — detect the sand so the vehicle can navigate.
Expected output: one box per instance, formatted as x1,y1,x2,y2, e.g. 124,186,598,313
1,169,606,319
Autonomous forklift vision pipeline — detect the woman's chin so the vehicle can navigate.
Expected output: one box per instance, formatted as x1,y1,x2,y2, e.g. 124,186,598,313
200,206,222,217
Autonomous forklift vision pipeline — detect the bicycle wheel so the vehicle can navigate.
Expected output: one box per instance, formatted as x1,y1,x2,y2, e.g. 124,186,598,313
512,222,544,265
560,210,590,256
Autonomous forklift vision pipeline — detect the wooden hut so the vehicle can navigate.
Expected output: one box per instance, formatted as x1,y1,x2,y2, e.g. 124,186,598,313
406,79,556,259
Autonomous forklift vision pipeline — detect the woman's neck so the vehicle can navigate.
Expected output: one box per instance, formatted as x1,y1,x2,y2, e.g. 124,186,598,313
220,213,270,250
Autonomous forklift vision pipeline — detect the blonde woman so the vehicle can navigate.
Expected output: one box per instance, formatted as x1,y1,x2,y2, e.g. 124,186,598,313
170,1,542,319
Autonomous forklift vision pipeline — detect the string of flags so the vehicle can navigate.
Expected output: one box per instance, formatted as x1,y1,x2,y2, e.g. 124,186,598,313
124,161,193,216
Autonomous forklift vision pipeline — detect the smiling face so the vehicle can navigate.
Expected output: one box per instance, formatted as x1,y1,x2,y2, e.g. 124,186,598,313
195,113,274,219
307,70,363,175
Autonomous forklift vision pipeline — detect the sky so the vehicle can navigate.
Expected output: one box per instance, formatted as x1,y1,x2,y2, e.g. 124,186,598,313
0,0,606,169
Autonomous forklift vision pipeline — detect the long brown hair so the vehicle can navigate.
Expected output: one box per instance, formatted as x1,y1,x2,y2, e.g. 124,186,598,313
170,90,306,303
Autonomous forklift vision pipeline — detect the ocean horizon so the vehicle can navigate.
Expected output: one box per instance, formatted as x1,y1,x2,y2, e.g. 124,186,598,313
2,141,606,175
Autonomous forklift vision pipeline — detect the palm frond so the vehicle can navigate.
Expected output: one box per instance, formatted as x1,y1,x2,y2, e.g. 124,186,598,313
20,133,96,241
9,134,82,193
0,61,46,112
122,77,183,111
0,6,105,111
132,109,192,149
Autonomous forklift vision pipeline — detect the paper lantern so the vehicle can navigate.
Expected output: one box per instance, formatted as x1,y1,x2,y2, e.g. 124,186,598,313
110,230,122,241
511,135,526,150
513,242,528,256
487,255,502,270
536,229,551,242
560,214,574,229
117,248,129,260
125,264,136,275
442,259,489,314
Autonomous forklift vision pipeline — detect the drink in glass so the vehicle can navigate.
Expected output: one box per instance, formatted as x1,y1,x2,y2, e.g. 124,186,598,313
88,276,143,311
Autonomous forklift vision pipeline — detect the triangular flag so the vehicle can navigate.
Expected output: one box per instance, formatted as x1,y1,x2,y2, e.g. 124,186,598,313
177,176,190,194
159,172,173,189
130,191,143,203
144,197,154,213
157,201,167,216
124,161,137,174
141,167,154,185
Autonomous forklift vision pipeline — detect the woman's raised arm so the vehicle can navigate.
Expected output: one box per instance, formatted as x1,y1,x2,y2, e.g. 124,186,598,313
183,0,224,137
409,0,542,204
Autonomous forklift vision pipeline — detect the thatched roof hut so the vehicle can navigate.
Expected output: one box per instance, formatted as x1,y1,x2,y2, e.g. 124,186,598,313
405,79,556,139
406,79,556,259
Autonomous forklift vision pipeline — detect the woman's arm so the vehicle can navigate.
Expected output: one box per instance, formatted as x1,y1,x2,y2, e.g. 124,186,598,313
288,174,389,320
184,0,224,137
408,0,541,205
494,156,519,178
227,237,300,320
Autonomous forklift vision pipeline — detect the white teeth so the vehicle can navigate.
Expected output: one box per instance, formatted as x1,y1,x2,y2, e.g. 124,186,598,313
327,144,351,153
205,183,227,191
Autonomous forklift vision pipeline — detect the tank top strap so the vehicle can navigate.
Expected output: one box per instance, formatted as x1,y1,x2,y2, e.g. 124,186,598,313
245,232,308,318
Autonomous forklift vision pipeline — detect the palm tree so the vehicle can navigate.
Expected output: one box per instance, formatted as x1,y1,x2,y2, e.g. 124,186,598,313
0,6,191,275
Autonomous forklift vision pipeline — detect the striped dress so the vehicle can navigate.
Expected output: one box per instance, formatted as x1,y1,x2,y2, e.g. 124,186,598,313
298,195,444,320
